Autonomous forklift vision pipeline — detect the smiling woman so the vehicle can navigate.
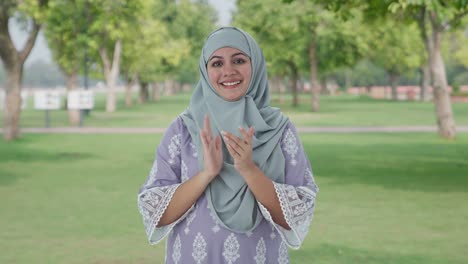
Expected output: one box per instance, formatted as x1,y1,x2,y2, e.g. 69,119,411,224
137,27,319,263
207,47,252,101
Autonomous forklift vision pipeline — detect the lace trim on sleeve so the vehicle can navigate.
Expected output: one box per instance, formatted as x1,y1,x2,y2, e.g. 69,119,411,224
258,179,317,249
137,184,194,245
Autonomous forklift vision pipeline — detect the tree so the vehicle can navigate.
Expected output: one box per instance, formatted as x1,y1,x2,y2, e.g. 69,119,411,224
154,0,217,94
44,0,90,125
0,0,48,140
235,0,365,110
367,19,423,100
234,0,308,107
298,0,467,138
85,0,144,113
403,1,466,138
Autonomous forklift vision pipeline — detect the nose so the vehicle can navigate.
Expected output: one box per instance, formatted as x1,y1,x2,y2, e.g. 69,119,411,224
222,62,236,76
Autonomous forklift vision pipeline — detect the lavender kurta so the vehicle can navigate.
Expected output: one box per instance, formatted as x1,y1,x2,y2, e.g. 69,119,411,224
138,117,318,264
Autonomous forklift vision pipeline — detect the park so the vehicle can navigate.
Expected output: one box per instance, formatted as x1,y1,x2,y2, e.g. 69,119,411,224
1,0,468,263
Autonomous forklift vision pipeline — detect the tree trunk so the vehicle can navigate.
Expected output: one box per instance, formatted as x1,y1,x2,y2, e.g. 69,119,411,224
152,82,161,102
3,65,22,140
0,12,41,140
289,63,299,107
278,76,286,104
99,39,122,113
139,82,149,104
429,23,456,139
309,41,320,112
164,79,174,96
417,7,433,103
345,69,352,91
419,64,431,101
320,78,327,95
389,72,399,101
125,73,138,107
65,72,80,126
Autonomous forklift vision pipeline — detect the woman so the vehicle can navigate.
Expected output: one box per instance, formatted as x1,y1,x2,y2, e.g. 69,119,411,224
137,27,318,263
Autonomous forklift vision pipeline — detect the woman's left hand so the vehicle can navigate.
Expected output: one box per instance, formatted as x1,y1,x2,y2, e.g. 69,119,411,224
222,127,256,172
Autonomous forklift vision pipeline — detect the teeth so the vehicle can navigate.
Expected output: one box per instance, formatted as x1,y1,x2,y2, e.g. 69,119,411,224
222,81,240,86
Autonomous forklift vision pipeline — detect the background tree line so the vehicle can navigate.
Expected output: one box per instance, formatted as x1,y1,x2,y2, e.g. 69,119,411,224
0,0,467,141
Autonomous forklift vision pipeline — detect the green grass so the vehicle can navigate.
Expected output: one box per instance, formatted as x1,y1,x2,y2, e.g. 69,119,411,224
1,133,467,263
4,92,468,128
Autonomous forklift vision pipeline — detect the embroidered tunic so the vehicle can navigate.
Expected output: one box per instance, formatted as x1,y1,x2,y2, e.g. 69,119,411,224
137,117,318,263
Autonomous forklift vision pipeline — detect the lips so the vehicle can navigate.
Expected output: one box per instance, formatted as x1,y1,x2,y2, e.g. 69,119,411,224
220,80,242,89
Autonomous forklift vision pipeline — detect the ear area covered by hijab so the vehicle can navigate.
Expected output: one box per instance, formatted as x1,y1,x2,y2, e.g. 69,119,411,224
180,27,289,232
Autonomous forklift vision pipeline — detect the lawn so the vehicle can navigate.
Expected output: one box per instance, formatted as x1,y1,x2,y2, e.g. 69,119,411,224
4,92,468,128
1,133,467,263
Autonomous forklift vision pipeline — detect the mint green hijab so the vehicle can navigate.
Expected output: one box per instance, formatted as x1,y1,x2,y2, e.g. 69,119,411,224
180,27,289,232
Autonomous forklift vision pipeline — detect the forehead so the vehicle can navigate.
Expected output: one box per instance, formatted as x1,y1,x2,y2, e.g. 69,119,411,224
209,47,249,59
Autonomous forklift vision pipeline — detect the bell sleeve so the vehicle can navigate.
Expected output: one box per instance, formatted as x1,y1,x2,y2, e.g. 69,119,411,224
137,118,195,245
257,121,319,249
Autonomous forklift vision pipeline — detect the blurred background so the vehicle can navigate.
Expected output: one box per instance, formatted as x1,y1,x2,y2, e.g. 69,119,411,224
1,0,467,263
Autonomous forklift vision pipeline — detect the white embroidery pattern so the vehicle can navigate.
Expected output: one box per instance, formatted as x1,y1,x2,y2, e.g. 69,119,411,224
192,232,207,264
172,234,181,264
278,241,289,264
137,185,179,243
223,233,240,264
184,209,197,235
190,142,198,157
181,160,189,182
208,203,221,233
168,134,182,164
282,128,299,166
146,160,158,186
270,224,276,240
254,237,266,264
275,182,316,242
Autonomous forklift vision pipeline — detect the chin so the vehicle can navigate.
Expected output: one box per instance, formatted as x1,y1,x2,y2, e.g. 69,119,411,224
221,92,244,101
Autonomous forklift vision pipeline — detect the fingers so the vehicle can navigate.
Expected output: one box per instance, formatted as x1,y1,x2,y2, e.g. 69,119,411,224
222,131,245,152
238,127,254,145
215,135,221,151
248,126,255,137
225,138,241,157
204,114,212,140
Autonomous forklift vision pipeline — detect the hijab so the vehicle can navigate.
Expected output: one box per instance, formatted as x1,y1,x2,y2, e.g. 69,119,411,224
180,27,289,232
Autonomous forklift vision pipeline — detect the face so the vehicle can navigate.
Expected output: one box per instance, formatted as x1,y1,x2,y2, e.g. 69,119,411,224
207,47,252,101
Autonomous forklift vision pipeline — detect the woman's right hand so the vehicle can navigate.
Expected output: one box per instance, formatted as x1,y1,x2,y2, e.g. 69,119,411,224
200,114,223,181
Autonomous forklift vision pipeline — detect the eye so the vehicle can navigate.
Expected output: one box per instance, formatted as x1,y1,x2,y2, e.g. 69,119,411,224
211,60,223,68
233,58,246,64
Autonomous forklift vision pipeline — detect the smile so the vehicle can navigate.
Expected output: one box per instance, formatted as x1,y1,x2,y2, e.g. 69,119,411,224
221,81,241,86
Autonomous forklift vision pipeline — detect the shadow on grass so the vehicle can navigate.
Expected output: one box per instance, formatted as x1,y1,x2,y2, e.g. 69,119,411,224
305,139,468,193
291,243,462,264
0,138,95,186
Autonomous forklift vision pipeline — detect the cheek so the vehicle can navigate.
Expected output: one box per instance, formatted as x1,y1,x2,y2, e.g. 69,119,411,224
243,67,252,88
207,69,220,87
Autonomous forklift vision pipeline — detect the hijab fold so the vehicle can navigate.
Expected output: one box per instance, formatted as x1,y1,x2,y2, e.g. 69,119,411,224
180,27,289,232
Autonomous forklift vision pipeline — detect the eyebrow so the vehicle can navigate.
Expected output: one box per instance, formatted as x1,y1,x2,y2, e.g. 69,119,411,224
209,52,248,61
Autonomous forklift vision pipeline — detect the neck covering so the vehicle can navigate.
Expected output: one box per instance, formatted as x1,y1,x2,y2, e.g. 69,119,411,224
180,27,289,232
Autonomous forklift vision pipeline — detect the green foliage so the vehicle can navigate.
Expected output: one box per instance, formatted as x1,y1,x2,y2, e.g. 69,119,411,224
234,0,366,79
235,0,309,76
367,19,423,78
44,0,91,75
158,0,218,83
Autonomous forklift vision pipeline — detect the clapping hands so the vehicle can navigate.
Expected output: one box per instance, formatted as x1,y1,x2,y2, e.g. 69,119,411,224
222,126,255,172
200,114,223,181
200,114,256,179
